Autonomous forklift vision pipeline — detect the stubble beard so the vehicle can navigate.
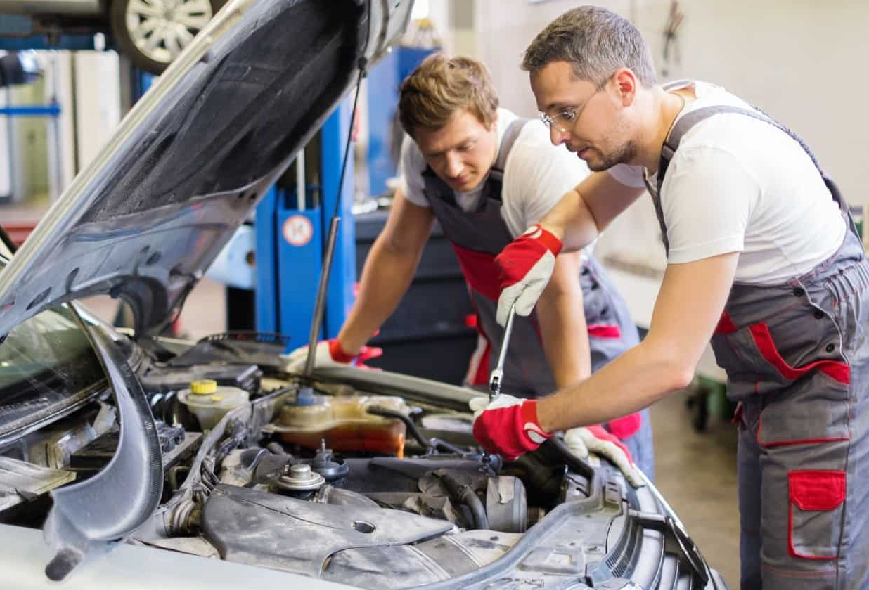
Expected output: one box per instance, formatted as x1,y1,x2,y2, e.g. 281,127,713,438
586,139,638,172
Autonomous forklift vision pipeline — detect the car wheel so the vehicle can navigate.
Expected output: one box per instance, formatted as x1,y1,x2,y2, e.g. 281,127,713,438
110,0,227,74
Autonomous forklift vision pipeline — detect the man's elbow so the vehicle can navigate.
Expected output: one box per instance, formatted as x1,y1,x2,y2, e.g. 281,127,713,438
641,331,700,392
376,233,416,261
665,361,695,392
646,343,696,393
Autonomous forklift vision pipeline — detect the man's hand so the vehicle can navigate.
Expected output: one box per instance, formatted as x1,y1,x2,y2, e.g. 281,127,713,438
495,224,562,326
564,425,644,487
469,395,552,460
282,339,382,373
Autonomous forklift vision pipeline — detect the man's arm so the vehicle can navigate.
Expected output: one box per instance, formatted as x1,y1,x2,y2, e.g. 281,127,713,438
535,251,591,387
535,251,738,431
540,172,645,252
337,191,435,353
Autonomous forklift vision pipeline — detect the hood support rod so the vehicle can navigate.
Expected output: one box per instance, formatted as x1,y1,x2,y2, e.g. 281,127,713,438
301,50,370,383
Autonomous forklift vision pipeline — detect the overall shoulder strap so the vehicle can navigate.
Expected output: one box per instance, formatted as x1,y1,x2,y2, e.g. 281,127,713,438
656,105,857,238
490,118,531,182
660,105,819,189
661,79,693,91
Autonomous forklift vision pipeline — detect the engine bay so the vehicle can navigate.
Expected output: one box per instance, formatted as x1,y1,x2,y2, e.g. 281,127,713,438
0,332,718,589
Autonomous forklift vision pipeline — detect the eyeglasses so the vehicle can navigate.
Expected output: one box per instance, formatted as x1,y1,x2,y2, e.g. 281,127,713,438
539,107,578,131
539,77,610,133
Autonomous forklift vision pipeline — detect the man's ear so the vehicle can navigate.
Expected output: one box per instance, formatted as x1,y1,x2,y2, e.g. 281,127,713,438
613,68,638,107
489,109,499,131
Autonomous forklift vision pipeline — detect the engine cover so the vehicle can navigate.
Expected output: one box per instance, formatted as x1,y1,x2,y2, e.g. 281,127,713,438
201,484,453,577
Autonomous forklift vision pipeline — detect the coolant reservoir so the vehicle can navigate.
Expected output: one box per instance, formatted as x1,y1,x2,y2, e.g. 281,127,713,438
274,394,407,456
178,379,249,430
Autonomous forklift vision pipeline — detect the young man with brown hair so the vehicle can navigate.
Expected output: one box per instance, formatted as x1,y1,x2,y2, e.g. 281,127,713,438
286,53,655,480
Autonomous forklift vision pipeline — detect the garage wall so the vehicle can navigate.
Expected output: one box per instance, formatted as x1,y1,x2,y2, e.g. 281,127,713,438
74,51,121,175
0,90,11,200
10,77,50,202
668,0,868,212
473,0,867,207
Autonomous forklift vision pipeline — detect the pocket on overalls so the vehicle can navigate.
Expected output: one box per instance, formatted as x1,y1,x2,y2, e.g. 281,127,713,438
711,307,852,445
788,470,846,560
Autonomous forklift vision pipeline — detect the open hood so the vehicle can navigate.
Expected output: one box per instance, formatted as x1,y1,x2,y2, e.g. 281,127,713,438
0,0,413,338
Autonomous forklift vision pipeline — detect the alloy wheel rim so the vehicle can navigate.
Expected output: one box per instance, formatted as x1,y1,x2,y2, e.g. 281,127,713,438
125,0,213,65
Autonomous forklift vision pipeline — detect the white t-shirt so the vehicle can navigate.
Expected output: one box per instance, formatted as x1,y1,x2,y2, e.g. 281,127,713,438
399,108,590,239
608,81,846,285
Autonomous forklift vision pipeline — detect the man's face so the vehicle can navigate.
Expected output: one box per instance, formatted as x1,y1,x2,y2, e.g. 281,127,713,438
531,61,636,171
414,109,498,193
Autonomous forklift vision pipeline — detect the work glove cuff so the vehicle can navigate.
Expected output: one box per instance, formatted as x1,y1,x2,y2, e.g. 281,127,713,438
328,339,357,363
525,224,563,256
520,400,552,444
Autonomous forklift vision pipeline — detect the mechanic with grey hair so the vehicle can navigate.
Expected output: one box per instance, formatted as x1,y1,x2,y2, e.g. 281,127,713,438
286,52,655,481
470,6,869,590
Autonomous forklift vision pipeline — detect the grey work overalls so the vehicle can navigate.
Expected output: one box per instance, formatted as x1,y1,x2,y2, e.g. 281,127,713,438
648,103,869,590
421,119,655,478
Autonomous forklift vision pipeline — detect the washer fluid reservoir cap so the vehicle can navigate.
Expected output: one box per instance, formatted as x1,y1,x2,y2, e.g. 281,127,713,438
190,379,218,395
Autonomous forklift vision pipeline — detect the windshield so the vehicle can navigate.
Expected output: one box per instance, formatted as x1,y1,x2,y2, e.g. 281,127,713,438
0,258,105,438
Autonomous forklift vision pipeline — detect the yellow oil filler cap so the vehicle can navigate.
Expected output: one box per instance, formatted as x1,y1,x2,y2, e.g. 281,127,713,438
190,379,218,395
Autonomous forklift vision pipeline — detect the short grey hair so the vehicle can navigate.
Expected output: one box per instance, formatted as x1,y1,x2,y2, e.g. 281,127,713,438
522,6,657,88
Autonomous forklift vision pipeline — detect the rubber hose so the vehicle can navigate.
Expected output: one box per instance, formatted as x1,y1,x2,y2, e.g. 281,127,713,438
437,471,489,530
366,406,430,448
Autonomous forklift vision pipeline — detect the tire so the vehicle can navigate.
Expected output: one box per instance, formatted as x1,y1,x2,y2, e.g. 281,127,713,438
109,0,227,74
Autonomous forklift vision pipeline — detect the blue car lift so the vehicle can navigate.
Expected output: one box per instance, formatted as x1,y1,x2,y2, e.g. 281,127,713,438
254,46,432,351
254,99,356,351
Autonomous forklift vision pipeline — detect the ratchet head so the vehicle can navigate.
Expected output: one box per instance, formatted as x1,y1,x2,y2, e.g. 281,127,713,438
488,368,503,400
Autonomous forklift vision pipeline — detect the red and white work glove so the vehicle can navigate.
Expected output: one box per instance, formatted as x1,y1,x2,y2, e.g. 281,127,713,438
282,339,382,373
495,224,562,326
564,425,644,487
470,395,644,487
469,395,552,461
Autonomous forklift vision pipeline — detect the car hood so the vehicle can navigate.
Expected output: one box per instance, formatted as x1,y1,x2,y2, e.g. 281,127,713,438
0,0,412,338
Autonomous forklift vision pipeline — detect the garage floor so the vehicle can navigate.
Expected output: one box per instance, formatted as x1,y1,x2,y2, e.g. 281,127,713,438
82,276,742,587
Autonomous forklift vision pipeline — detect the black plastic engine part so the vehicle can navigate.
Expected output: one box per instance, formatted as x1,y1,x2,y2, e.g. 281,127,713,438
166,332,291,370
338,456,493,495
137,357,261,393
68,422,200,476
201,484,453,577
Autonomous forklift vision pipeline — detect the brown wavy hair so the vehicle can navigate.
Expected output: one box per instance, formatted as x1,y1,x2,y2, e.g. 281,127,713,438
398,53,499,138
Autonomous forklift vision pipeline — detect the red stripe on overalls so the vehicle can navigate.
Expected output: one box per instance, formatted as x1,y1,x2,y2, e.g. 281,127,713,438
749,323,850,385
714,313,850,384
714,311,739,334
587,323,621,339
716,312,851,446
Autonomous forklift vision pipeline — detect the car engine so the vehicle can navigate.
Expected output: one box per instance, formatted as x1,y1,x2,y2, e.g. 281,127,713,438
0,331,723,589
